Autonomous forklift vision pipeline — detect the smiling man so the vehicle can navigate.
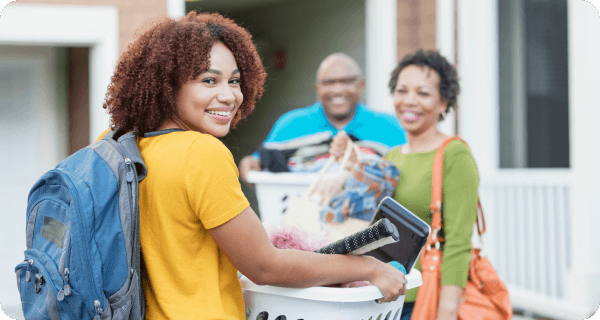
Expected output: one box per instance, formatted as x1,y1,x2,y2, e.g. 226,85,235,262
239,53,407,183
315,53,366,128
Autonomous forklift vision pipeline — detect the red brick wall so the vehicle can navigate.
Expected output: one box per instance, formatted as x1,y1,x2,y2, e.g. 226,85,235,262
397,0,436,61
68,47,89,154
15,0,168,55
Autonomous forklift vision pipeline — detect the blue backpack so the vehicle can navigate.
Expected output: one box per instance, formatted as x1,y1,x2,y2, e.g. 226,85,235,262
15,129,146,320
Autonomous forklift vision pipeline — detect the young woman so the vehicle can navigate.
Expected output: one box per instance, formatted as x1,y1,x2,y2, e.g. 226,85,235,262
103,12,406,320
330,50,478,320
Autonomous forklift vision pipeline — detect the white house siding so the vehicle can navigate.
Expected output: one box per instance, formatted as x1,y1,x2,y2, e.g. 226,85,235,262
0,45,69,320
457,0,600,318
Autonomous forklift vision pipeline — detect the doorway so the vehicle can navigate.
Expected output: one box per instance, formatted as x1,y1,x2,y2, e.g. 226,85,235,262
186,0,367,216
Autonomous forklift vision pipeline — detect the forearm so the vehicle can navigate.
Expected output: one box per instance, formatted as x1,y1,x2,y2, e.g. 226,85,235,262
257,248,376,287
211,207,406,302
253,246,407,303
437,285,464,320
211,207,373,287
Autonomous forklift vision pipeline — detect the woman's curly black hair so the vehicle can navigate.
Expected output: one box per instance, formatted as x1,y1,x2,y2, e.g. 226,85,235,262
103,11,267,135
388,49,460,120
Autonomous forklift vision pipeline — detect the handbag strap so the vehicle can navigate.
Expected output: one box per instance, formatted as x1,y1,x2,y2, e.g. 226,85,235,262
303,139,361,200
428,137,485,247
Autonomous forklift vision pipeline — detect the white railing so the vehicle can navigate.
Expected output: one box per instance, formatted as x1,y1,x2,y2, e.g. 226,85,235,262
250,169,595,319
479,169,580,319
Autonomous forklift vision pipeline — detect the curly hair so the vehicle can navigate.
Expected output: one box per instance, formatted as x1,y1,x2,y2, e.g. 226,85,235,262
388,49,460,120
103,11,267,135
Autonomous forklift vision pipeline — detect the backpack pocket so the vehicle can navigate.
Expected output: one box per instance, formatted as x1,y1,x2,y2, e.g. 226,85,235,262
106,270,142,319
16,249,87,320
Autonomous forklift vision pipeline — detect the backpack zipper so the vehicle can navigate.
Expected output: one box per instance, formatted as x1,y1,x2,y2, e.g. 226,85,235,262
104,140,138,261
25,259,33,282
124,156,139,266
126,155,144,314
106,138,141,312
58,225,72,301
57,268,71,301
93,299,103,320
18,256,77,318
125,158,135,183
54,168,104,317
123,157,140,268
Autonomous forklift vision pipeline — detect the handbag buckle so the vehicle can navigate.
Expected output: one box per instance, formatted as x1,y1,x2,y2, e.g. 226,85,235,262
432,227,442,240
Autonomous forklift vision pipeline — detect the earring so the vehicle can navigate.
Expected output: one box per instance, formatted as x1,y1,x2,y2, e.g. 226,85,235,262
440,111,446,120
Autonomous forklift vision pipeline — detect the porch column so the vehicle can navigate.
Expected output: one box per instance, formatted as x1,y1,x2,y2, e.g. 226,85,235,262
436,0,456,136
365,0,397,114
167,0,186,18
89,10,119,142
567,0,600,312
456,0,499,173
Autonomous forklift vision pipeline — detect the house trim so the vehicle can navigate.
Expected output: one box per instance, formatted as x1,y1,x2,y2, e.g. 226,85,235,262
365,0,397,115
567,0,600,314
0,3,118,142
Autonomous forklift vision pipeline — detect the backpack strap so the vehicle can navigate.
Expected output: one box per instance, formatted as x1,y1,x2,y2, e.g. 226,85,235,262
126,128,185,182
101,127,127,141
101,128,150,183
429,137,485,248
118,131,148,182
101,127,185,183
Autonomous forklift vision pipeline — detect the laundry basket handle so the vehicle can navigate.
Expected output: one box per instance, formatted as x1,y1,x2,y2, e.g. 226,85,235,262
303,140,361,201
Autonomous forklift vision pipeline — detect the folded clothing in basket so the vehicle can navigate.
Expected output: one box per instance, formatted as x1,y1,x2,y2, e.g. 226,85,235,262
314,218,399,255
320,160,401,224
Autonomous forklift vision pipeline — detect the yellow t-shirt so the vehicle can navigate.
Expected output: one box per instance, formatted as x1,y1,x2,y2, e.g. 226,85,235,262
137,129,249,320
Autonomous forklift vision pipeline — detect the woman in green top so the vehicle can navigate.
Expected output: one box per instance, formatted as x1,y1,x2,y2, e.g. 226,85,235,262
330,50,478,320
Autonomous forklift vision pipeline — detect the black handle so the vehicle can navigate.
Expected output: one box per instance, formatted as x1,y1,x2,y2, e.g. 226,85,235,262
314,218,399,255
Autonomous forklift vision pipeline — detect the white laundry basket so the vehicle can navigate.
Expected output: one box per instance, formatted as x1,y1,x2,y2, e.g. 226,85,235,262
241,269,421,320
247,171,323,225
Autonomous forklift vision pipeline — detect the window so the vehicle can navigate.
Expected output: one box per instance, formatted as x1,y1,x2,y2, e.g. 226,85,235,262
498,0,569,168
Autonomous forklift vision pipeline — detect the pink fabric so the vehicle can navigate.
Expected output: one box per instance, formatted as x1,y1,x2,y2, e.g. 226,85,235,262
266,223,369,288
267,224,329,251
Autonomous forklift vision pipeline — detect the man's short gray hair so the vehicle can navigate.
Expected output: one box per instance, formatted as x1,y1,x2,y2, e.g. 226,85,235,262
316,53,364,83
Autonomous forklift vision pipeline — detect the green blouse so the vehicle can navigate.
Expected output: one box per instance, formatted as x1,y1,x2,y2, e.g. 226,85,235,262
385,140,479,302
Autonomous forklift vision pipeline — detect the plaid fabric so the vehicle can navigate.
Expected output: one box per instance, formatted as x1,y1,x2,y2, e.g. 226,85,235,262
320,159,400,223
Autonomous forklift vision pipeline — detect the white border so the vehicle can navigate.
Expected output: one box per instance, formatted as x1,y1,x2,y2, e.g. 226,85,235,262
0,3,118,143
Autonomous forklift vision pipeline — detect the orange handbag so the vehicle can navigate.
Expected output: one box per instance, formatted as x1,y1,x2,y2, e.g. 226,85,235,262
411,137,512,320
